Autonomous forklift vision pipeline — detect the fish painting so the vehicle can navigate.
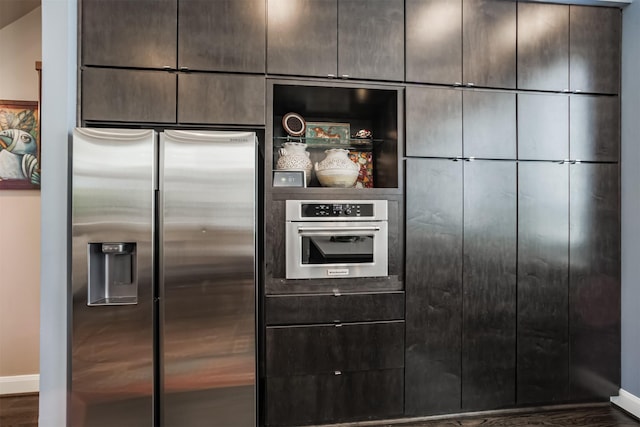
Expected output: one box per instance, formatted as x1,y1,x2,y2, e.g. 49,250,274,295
0,101,40,189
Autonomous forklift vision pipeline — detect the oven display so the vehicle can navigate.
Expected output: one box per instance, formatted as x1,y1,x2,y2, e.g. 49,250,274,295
300,203,374,217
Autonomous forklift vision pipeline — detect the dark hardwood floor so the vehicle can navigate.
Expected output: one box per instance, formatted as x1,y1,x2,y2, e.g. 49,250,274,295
0,394,38,427
1,394,638,427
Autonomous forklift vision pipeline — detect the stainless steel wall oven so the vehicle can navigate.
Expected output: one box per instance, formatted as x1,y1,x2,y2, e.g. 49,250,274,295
285,200,388,279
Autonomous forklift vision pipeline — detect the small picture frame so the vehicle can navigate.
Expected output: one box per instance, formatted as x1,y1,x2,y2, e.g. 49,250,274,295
305,122,350,144
273,170,307,188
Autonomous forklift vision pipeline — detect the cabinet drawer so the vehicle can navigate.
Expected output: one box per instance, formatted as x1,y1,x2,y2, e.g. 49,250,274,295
266,321,404,376
265,368,404,426
265,292,404,325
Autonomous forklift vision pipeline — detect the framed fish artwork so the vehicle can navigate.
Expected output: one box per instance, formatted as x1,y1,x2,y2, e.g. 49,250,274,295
0,100,40,190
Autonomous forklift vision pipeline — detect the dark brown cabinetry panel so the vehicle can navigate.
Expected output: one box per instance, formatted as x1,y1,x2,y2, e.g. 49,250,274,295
338,0,404,81
267,0,337,77
178,0,265,72
463,0,516,89
518,93,569,161
266,321,404,376
82,0,177,68
569,163,620,401
265,292,404,325
265,369,404,426
406,0,462,84
405,159,463,415
570,95,620,162
463,91,516,159
517,2,569,91
406,87,462,158
462,161,516,410
178,74,265,125
570,6,621,94
517,162,569,405
82,68,177,123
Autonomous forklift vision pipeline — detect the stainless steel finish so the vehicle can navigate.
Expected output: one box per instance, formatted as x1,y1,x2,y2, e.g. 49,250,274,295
160,130,256,427
71,128,156,427
285,199,388,222
285,200,389,280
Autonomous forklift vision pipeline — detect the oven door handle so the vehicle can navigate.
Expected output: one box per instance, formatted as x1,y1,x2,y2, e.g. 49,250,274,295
297,226,381,234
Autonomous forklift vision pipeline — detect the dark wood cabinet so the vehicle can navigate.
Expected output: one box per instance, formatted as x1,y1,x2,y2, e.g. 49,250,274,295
463,91,516,159
266,321,404,376
338,0,404,81
517,162,569,405
405,87,514,159
517,2,569,91
405,87,462,158
178,0,265,72
518,93,569,161
462,161,517,410
462,0,517,89
82,68,177,123
570,6,621,94
177,74,265,125
570,95,620,162
569,163,620,401
266,369,404,426
267,0,337,77
265,292,404,325
405,0,462,84
405,158,463,415
266,0,404,81
82,0,177,68
405,159,517,414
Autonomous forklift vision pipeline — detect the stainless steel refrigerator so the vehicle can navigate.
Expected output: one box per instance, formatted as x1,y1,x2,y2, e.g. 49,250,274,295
70,128,257,427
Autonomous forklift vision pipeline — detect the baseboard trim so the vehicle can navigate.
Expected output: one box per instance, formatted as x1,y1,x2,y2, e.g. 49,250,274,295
611,389,640,419
0,374,40,395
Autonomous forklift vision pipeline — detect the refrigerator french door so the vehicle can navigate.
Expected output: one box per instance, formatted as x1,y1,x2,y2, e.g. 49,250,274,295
71,128,257,427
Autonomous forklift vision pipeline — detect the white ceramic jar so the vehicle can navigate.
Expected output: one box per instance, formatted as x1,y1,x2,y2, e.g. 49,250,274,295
314,148,359,188
276,142,312,185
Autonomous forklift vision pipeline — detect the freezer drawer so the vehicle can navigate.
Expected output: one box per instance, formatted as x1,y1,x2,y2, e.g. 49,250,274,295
265,321,404,376
265,369,404,426
265,291,404,325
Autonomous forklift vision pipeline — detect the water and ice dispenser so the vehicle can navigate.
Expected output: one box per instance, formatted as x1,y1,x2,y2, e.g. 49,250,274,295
87,242,137,305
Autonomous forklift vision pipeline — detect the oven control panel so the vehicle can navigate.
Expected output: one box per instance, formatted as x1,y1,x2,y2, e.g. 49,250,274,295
301,203,374,218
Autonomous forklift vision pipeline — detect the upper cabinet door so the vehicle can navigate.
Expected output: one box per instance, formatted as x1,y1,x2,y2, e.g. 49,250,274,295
406,0,462,85
517,2,569,91
463,0,516,89
82,0,177,68
463,91,516,159
338,0,404,81
267,0,337,77
179,0,265,72
570,6,621,94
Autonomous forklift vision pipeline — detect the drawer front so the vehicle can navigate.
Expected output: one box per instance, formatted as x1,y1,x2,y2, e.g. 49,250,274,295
265,368,404,426
266,321,404,376
265,292,404,325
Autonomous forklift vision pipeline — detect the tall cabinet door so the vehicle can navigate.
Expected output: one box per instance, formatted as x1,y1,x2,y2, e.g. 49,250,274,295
161,130,256,427
267,0,337,77
338,0,404,81
405,159,463,416
570,6,621,94
570,95,620,162
518,93,569,161
406,0,462,84
463,0,516,88
179,0,265,72
462,161,517,410
82,0,177,68
569,163,620,401
517,162,569,405
462,91,516,159
517,2,569,91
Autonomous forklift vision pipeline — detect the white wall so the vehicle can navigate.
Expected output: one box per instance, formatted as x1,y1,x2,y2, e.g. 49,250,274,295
621,0,640,398
0,7,42,384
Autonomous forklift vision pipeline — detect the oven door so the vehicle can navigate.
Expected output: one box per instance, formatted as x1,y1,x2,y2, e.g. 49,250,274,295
286,221,388,279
